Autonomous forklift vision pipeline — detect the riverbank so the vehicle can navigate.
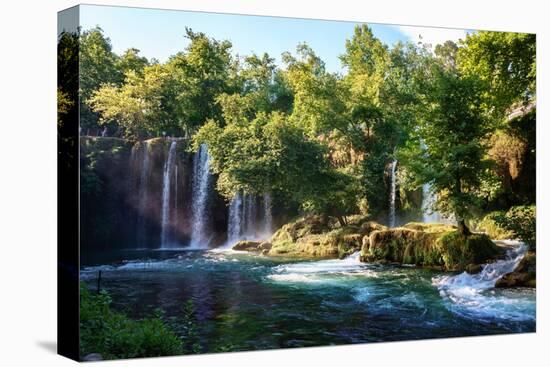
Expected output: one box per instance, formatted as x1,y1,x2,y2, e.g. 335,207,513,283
231,216,535,287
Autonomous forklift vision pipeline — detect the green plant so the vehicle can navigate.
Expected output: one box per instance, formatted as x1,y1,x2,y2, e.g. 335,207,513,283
493,205,536,249
80,283,200,360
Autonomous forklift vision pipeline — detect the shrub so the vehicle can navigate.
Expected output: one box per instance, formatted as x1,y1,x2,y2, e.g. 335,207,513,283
475,211,515,240
80,284,199,360
493,205,536,249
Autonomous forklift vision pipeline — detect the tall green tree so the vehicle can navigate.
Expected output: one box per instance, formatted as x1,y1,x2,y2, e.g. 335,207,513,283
167,28,236,133
458,31,536,117
116,48,149,76
401,60,493,234
79,27,122,131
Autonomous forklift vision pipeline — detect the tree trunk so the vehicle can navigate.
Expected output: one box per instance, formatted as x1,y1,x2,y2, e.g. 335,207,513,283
337,216,346,228
457,219,471,236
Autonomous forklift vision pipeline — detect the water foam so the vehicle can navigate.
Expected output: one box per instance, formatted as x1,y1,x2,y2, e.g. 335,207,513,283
433,243,535,321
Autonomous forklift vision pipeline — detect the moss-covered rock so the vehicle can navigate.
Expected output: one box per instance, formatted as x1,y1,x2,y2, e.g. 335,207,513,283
268,215,385,259
495,250,536,288
232,241,272,254
360,223,504,271
437,231,503,270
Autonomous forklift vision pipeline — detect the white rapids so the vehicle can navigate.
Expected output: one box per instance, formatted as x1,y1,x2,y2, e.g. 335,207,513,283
432,242,535,321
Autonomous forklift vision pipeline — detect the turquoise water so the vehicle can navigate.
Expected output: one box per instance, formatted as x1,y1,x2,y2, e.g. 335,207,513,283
81,249,535,353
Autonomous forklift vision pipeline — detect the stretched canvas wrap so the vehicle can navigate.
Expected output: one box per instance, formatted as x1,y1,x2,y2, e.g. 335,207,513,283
58,4,536,362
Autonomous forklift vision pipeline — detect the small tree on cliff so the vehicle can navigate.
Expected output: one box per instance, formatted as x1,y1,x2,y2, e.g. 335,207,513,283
402,60,493,235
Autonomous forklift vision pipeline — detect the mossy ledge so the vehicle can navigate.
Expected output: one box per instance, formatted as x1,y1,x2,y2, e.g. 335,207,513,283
361,223,504,271
254,215,386,259
233,217,504,271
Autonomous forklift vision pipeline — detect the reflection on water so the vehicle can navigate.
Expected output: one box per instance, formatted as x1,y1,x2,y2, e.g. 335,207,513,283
81,249,536,352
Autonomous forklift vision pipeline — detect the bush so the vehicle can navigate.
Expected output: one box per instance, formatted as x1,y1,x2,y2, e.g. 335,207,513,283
80,284,199,360
493,205,536,249
475,211,515,239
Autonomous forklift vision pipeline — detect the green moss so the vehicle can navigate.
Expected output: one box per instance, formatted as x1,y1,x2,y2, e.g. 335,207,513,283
268,216,371,258
361,223,502,270
437,231,503,270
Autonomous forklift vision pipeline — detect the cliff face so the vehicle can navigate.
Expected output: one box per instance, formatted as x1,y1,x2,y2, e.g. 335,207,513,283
79,137,228,254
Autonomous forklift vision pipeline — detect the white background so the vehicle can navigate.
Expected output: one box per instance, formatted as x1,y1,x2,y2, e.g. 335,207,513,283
0,0,547,366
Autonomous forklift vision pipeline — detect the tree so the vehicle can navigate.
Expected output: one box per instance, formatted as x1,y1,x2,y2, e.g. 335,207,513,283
401,60,493,234
167,28,236,133
90,64,180,139
194,112,359,225
282,43,348,136
79,27,122,131
458,31,536,117
116,48,149,76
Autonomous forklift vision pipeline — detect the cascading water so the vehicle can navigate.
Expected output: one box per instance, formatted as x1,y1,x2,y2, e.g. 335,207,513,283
136,141,150,247
189,144,212,249
421,182,442,223
244,194,257,238
226,192,243,246
433,242,533,320
262,193,273,237
160,140,177,248
388,160,397,227
222,192,270,249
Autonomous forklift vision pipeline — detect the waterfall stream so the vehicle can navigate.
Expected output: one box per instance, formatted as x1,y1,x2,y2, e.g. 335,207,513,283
262,193,273,237
227,192,243,246
224,192,273,248
388,160,397,227
160,141,177,248
136,141,151,246
189,144,212,249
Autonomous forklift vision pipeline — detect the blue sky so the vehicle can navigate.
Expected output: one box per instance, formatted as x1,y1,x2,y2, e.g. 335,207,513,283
80,4,468,73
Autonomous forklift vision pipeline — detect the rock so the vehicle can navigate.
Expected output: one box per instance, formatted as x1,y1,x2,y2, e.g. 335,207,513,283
82,353,103,361
359,221,387,236
233,240,263,252
496,250,536,288
258,241,272,251
268,215,374,258
360,223,503,271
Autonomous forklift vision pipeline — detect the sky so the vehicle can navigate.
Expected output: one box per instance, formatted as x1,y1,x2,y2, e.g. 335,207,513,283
80,4,469,73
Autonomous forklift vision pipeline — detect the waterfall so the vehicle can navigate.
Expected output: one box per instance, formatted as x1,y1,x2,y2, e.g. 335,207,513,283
223,192,267,248
421,182,455,224
388,160,397,227
189,144,212,249
160,141,177,248
244,194,257,239
136,141,150,247
262,193,273,237
227,192,243,246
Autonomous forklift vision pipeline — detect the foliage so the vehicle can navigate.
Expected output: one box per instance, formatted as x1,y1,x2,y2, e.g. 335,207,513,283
399,57,494,233
80,284,192,360
194,112,360,222
493,205,536,249
475,211,515,240
77,24,536,227
458,31,536,117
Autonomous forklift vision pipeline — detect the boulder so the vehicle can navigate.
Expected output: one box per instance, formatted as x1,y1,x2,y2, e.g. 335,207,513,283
233,240,262,252
360,223,504,271
495,250,536,288
268,215,379,258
